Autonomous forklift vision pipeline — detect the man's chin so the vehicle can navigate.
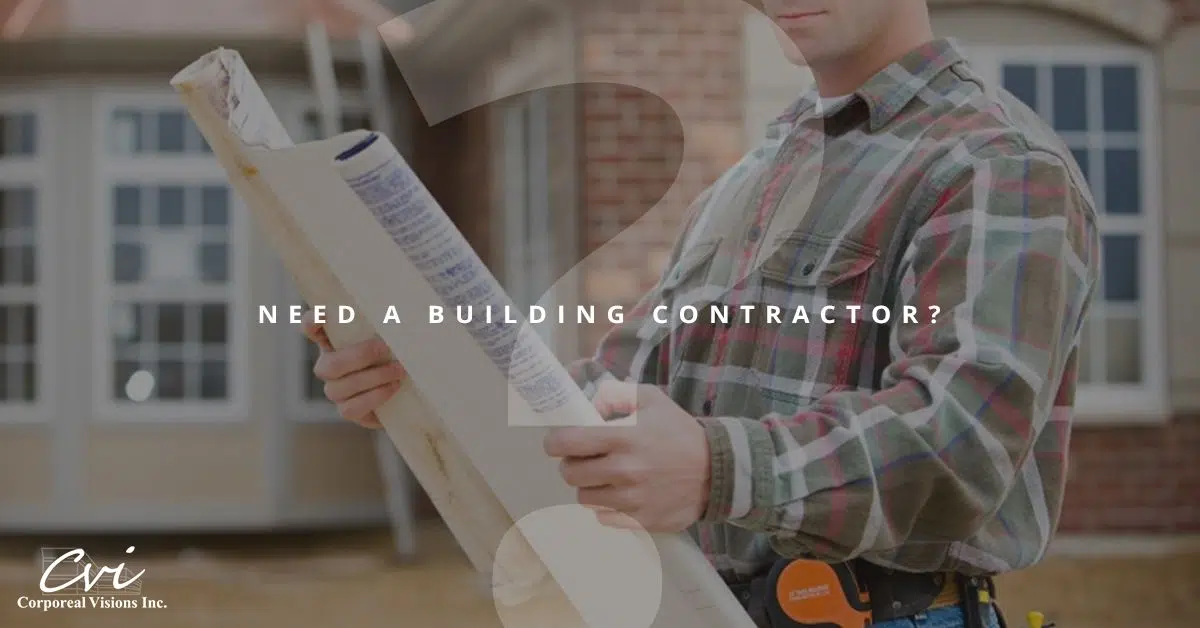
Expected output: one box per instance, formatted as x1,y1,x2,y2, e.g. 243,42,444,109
784,51,814,67
783,46,828,68
774,36,828,68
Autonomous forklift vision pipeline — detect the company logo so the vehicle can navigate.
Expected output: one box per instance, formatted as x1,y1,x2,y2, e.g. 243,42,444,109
787,583,831,602
15,546,168,611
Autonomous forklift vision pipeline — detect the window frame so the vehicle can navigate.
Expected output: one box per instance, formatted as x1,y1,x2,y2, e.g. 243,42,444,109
966,44,1167,424
0,90,58,422
90,86,252,422
493,89,558,354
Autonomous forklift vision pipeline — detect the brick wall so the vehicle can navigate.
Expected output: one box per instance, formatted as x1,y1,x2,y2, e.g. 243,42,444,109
1061,417,1200,533
575,0,746,351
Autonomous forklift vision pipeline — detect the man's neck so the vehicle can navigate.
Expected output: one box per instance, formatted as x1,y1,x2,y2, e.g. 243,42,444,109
810,16,935,97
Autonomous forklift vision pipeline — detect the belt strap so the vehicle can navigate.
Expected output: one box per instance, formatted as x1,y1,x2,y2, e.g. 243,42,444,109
728,560,995,626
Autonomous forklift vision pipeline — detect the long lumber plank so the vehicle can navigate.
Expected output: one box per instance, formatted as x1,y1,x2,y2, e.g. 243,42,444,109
170,51,563,616
171,49,754,628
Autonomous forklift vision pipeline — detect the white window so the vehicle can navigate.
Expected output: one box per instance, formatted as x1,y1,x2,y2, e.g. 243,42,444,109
92,90,249,420
496,90,557,353
287,97,374,419
0,95,53,420
968,46,1166,421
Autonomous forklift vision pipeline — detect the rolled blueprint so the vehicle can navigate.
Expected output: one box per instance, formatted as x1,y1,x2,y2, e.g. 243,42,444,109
330,131,760,627
172,47,756,628
169,47,553,603
333,131,596,425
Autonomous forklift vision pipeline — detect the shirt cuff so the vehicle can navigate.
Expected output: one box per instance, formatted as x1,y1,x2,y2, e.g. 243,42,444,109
697,415,773,526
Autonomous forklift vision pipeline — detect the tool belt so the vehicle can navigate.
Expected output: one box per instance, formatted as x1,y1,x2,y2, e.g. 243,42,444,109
727,558,1003,628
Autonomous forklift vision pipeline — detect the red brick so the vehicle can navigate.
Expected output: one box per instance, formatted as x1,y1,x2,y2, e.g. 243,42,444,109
575,0,744,307
1058,416,1200,534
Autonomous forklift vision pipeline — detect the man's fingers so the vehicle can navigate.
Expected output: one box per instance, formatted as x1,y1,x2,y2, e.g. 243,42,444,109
560,454,648,488
592,380,641,418
323,362,407,404
581,505,643,530
313,336,395,381
312,328,334,352
591,508,643,530
337,381,403,427
544,425,629,458
592,380,661,419
576,486,639,513
301,309,336,352
300,311,333,351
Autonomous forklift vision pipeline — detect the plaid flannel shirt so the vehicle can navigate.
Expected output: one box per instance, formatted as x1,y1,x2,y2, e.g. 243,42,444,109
567,38,1101,579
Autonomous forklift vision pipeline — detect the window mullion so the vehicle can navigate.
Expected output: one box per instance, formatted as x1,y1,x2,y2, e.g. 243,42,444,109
96,96,240,413
0,101,46,409
984,46,1158,413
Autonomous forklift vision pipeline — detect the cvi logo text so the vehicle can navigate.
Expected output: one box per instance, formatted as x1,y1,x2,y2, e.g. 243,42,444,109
15,546,167,611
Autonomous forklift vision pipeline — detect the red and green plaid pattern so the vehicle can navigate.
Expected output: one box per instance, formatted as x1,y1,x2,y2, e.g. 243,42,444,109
568,38,1100,579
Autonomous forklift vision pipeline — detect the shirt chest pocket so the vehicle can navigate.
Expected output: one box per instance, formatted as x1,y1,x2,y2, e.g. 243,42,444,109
758,233,879,310
660,240,724,305
751,232,882,400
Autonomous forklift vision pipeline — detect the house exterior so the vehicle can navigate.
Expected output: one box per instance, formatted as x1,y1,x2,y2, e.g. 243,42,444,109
0,0,1196,539
0,0,422,531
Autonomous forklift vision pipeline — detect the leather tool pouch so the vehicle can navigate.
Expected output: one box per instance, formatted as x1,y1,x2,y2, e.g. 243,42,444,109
852,560,944,621
733,558,951,627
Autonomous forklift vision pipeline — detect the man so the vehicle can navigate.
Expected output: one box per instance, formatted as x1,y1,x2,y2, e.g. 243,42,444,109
303,1,1100,626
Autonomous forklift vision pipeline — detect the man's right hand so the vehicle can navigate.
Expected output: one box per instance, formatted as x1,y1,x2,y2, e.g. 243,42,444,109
301,309,407,429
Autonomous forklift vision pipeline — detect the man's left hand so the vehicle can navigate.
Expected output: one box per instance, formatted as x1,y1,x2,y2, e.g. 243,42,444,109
543,381,711,533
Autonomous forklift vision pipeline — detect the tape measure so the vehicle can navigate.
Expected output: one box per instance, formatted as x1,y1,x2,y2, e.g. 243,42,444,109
764,559,872,627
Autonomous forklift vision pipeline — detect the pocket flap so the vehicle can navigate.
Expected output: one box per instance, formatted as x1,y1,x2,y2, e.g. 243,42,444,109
661,241,720,291
760,233,878,288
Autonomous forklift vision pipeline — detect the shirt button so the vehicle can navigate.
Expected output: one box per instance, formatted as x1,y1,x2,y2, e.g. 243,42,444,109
747,224,761,242
702,399,714,416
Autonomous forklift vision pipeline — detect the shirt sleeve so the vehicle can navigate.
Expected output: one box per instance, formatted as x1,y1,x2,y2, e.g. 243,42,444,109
696,149,1101,560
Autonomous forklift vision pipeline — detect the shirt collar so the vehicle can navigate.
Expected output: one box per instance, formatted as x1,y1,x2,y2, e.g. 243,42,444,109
768,37,968,136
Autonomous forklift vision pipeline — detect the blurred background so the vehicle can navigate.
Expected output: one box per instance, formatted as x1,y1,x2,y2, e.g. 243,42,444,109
0,0,1196,626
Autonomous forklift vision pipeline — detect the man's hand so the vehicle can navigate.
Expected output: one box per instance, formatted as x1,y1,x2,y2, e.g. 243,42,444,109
543,381,711,533
301,309,407,429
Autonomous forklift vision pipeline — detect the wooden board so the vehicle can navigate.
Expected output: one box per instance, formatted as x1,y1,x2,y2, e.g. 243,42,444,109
171,49,754,628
